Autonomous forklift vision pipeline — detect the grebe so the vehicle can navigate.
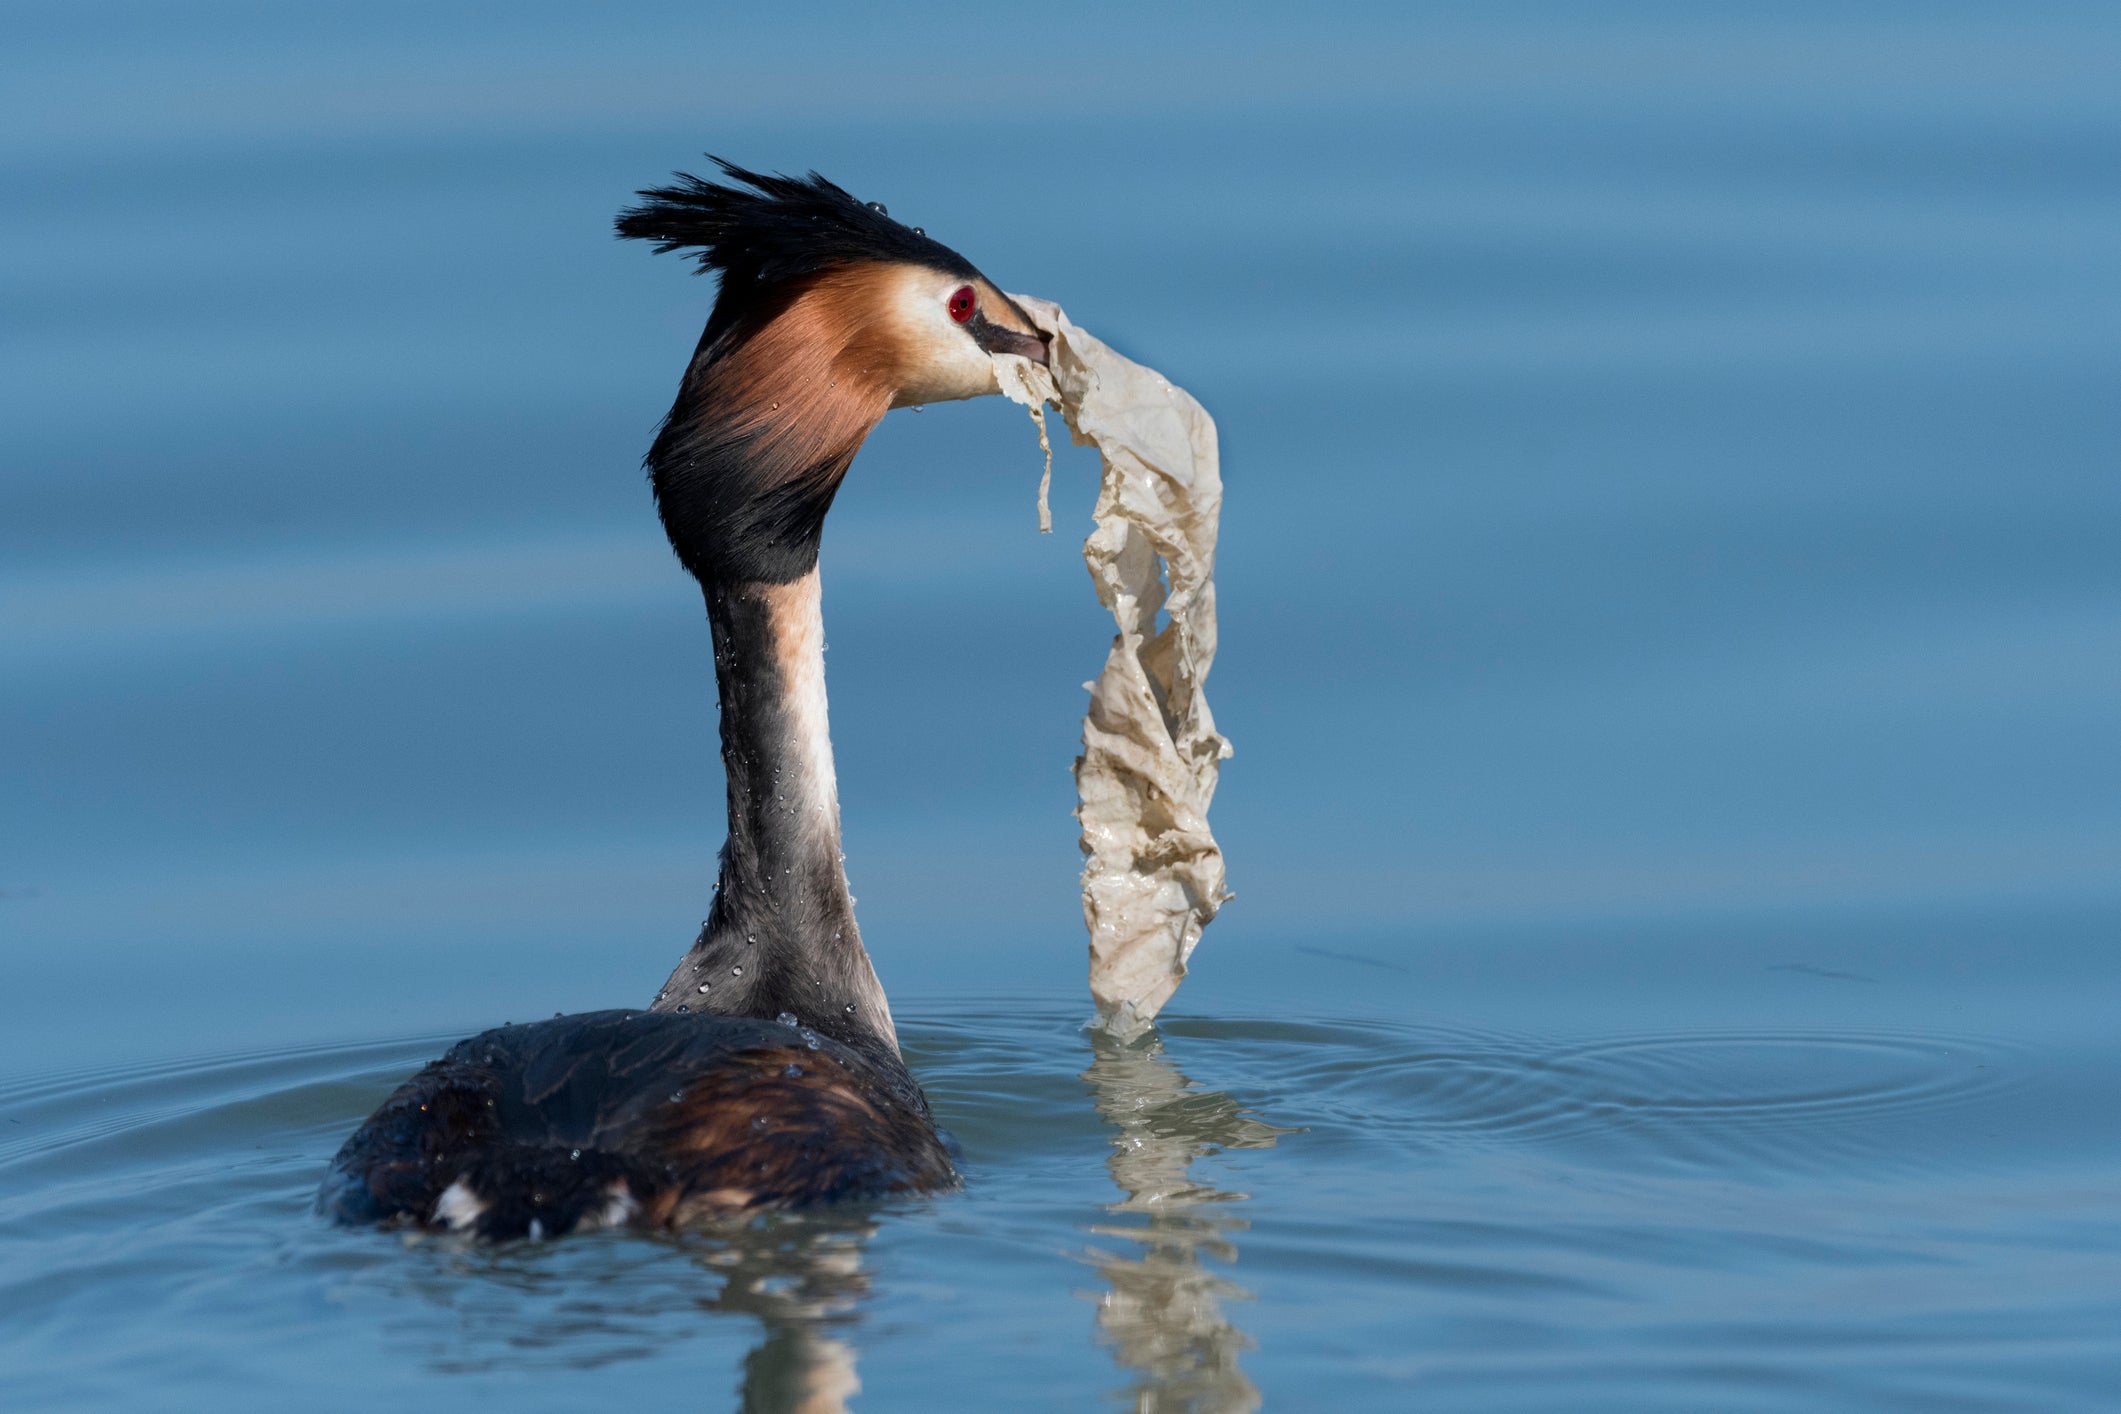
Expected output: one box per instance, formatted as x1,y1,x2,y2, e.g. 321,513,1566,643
321,159,1048,1238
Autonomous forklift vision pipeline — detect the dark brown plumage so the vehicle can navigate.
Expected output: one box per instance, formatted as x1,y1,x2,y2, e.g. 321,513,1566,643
323,1012,954,1239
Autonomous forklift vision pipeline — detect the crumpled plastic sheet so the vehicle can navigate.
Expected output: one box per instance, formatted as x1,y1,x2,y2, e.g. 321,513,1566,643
995,296,1232,1035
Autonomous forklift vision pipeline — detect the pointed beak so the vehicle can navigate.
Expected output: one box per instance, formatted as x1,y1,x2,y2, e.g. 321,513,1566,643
972,286,1050,364
974,321,1049,364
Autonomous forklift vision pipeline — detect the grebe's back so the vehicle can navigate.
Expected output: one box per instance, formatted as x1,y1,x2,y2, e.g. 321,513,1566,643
322,1010,954,1239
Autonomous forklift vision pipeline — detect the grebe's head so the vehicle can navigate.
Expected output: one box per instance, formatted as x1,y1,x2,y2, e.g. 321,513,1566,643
617,157,1046,404
618,157,1047,583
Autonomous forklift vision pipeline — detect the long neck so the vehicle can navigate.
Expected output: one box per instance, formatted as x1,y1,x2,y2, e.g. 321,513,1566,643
650,568,897,1056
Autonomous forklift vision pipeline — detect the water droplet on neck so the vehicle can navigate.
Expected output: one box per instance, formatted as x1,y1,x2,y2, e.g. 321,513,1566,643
698,982,711,994
732,965,743,977
776,1012,798,1027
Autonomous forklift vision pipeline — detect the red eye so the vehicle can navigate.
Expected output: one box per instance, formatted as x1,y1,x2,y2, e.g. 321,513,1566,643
947,286,977,323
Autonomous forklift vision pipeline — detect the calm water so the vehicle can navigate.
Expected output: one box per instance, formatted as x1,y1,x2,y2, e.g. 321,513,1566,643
4,3,2120,1409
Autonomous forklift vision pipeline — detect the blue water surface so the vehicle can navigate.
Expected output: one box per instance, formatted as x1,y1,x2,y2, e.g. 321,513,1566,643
3,3,2119,1409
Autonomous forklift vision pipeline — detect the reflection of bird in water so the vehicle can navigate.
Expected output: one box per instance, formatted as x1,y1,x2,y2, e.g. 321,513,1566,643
1081,1030,1290,1414
319,159,1050,1239
702,1216,872,1414
390,1211,877,1414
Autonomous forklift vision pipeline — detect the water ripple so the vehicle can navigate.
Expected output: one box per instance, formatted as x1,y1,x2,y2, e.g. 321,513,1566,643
1158,1016,2027,1178
0,1000,2091,1412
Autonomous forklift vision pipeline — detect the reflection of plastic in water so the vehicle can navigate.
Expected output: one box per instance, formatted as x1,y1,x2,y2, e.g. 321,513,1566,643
1080,1030,1288,1414
996,297,1233,1033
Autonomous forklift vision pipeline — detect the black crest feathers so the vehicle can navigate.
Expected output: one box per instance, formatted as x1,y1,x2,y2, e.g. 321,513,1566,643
616,157,977,293
616,158,987,585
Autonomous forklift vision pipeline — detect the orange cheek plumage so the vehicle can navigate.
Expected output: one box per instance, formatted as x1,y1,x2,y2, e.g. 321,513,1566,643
703,266,907,495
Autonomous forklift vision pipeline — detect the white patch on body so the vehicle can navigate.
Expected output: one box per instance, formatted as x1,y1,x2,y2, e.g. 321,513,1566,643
580,1181,641,1231
432,1178,486,1232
